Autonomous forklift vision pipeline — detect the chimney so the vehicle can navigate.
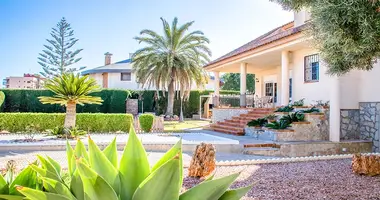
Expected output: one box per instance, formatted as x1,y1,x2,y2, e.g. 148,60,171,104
104,52,113,65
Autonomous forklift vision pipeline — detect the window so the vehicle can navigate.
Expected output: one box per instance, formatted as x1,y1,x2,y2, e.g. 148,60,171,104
27,81,31,83
304,54,319,82
265,82,277,103
121,73,131,81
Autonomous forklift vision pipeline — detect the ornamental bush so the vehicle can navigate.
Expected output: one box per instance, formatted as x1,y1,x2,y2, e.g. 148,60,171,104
0,113,133,133
0,89,131,113
0,91,4,112
139,113,155,132
0,89,239,117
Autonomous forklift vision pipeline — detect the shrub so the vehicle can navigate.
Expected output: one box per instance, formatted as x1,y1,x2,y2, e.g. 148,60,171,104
0,89,238,117
291,98,305,107
247,118,268,127
280,111,305,124
0,89,131,113
265,114,277,120
8,125,252,200
275,105,294,112
139,114,155,132
301,107,320,114
0,113,133,133
0,91,4,112
265,120,291,130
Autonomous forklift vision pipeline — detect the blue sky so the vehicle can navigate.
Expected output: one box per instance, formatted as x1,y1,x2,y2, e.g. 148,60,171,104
0,0,293,82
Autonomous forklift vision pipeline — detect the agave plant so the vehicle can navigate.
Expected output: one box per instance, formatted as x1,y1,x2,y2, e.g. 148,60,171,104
14,125,252,200
0,161,39,200
247,118,268,127
291,98,305,107
300,107,320,114
280,111,305,124
275,105,294,113
265,120,291,130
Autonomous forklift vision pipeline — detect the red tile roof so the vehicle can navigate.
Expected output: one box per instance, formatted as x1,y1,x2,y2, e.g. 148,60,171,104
206,21,308,67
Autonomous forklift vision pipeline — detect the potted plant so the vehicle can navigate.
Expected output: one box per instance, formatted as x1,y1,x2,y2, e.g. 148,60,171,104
313,100,330,109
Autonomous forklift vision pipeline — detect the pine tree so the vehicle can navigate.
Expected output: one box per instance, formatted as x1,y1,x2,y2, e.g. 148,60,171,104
38,17,84,78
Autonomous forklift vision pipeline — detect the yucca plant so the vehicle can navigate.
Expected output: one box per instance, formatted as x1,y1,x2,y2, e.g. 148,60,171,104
15,124,252,200
38,73,103,128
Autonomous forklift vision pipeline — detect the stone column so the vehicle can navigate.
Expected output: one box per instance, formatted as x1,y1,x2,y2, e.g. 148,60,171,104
213,71,220,107
330,76,340,142
281,51,290,106
240,63,247,107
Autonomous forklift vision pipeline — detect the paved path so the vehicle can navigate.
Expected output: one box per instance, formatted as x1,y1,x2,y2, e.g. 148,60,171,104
0,150,272,169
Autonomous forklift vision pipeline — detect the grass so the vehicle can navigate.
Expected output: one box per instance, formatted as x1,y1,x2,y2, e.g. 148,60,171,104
164,120,210,132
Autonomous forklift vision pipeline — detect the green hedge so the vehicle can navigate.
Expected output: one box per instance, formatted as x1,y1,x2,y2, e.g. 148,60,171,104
0,89,239,117
0,91,4,112
131,90,240,118
0,89,131,113
139,113,154,132
0,113,133,133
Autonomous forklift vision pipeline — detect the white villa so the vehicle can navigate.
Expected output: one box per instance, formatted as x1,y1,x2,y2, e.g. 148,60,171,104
82,52,216,90
206,9,380,150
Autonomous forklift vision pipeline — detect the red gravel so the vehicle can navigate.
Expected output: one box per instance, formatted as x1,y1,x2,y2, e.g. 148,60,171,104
183,159,380,200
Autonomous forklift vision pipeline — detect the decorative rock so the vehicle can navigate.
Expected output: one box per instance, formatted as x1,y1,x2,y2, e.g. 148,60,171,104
352,154,380,176
188,143,216,178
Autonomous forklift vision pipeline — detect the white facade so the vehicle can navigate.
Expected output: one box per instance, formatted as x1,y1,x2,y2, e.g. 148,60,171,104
83,58,216,91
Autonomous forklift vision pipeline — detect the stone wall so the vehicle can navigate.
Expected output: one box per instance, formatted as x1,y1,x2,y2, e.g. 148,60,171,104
211,108,249,123
359,102,380,152
340,109,360,140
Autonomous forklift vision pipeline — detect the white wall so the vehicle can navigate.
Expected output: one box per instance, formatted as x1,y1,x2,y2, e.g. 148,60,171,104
291,48,331,105
108,72,142,90
339,70,361,109
89,74,103,87
359,61,380,102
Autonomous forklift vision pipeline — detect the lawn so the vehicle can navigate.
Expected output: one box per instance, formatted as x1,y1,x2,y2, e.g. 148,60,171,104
164,120,210,132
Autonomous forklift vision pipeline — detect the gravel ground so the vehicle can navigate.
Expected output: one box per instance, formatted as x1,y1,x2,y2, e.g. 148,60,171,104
183,159,380,200
1,151,378,199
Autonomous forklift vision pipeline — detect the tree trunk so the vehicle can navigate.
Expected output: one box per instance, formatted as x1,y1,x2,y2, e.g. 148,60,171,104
166,80,175,116
179,98,184,122
64,102,77,128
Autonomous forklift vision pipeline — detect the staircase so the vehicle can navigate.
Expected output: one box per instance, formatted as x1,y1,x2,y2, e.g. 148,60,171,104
210,108,275,135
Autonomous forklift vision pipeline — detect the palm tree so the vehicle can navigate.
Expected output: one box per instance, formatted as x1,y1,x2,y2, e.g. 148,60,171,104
38,73,103,128
132,17,211,116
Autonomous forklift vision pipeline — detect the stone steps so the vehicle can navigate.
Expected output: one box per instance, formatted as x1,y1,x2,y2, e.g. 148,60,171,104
210,108,275,136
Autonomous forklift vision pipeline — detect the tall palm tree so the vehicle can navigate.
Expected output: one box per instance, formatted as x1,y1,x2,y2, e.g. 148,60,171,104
132,17,211,116
38,73,103,128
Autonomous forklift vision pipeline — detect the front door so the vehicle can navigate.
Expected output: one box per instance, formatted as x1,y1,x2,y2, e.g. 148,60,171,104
265,82,277,103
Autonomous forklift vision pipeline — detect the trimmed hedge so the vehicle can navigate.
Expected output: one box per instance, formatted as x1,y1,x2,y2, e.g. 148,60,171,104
139,113,154,132
0,113,133,133
0,89,131,113
131,90,240,117
0,91,4,112
0,89,240,117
